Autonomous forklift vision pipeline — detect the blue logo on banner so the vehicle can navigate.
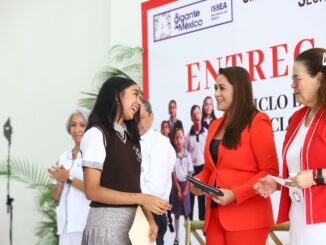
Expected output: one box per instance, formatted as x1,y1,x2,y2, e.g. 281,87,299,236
153,0,233,42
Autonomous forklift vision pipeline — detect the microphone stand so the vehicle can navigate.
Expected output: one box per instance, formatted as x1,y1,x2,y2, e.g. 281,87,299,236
4,118,13,245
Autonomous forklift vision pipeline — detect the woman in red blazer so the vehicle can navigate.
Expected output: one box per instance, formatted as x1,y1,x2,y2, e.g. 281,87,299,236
254,48,326,245
191,66,279,245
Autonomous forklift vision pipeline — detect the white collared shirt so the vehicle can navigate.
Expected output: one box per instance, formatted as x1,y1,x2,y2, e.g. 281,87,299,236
185,127,207,167
140,128,176,201
81,123,128,170
55,150,90,235
174,150,194,182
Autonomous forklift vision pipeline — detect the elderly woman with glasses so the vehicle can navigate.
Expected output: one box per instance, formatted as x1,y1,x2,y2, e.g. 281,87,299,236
254,48,326,245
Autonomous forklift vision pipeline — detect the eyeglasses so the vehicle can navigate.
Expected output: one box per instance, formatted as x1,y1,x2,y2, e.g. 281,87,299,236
291,75,311,83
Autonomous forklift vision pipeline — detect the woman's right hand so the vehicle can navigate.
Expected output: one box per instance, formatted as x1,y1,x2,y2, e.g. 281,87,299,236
140,194,172,215
253,176,278,198
48,165,69,183
190,183,204,196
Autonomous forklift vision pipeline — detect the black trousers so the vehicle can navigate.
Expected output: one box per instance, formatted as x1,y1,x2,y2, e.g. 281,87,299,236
190,165,206,220
153,213,167,245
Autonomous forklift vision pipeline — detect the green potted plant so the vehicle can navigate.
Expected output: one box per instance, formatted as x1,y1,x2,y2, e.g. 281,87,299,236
0,159,58,245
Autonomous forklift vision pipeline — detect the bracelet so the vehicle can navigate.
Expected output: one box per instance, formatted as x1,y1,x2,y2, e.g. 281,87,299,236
313,169,324,185
66,175,73,185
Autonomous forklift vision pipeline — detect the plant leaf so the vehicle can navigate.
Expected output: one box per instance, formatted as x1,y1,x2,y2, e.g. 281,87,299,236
0,159,51,193
79,45,144,107
108,45,143,66
0,158,58,244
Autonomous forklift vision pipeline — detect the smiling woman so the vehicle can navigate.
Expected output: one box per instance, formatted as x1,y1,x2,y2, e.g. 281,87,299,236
80,77,172,245
191,66,279,245
48,107,91,245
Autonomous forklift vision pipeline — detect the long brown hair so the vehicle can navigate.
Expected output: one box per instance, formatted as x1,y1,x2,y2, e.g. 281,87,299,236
87,77,140,142
295,48,326,108
219,67,257,149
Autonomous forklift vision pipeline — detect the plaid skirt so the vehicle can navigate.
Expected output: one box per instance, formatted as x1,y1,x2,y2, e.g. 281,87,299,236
82,206,137,245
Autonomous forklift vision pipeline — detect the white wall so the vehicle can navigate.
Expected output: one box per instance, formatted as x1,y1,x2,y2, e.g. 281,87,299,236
0,0,113,244
0,1,182,244
109,0,144,47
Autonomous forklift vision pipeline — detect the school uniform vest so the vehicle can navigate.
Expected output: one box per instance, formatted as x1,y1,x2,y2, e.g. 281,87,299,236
90,125,142,208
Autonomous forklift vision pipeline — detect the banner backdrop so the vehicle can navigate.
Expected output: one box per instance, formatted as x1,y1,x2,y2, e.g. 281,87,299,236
142,0,326,163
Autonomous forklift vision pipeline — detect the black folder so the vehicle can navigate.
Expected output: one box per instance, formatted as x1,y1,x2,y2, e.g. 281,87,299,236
186,175,224,196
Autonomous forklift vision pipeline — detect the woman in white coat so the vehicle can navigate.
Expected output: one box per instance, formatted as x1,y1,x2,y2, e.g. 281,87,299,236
48,108,91,245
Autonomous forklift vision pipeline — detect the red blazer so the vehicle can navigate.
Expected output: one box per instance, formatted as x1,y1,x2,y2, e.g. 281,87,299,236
277,106,326,225
195,112,279,231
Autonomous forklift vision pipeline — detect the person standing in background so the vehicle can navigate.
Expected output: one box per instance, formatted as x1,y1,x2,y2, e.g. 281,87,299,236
139,98,176,245
254,48,326,245
170,127,194,245
191,66,279,245
186,105,207,221
49,108,91,245
202,96,217,129
160,119,175,233
167,100,183,142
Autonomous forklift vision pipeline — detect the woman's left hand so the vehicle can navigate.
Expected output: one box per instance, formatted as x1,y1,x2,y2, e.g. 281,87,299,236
287,170,315,189
148,220,158,243
210,188,235,206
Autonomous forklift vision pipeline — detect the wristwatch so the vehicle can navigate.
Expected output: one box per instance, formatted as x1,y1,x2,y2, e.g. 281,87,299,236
314,169,324,185
66,175,73,185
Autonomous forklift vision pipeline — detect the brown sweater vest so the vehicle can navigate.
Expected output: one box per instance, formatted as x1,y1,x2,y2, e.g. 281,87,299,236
90,125,142,208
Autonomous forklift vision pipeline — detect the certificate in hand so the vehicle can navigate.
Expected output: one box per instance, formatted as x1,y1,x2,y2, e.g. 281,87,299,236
129,206,156,245
186,176,224,196
268,175,293,188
